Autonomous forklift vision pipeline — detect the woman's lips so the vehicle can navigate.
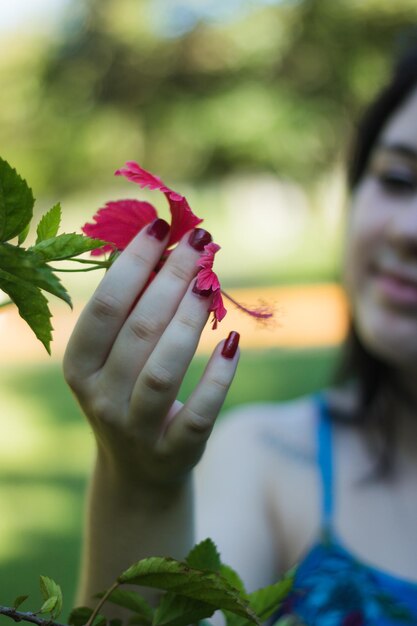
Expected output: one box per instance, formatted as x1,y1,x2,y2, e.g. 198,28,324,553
373,268,417,307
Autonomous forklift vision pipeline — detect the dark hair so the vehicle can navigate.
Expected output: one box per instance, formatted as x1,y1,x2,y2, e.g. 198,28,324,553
337,44,417,475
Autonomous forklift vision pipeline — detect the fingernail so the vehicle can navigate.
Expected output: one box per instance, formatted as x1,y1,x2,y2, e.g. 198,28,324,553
147,218,170,241
188,228,212,251
192,280,212,298
221,331,240,359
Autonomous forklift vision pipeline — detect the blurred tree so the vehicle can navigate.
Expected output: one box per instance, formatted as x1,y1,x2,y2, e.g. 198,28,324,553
2,0,417,194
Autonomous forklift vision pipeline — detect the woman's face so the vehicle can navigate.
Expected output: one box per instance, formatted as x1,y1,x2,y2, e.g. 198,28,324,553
344,86,417,368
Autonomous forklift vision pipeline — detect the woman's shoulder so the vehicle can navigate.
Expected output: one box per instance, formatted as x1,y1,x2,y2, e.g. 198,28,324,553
208,394,322,466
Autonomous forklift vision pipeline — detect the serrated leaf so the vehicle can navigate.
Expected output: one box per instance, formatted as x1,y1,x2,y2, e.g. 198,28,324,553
39,574,63,619
0,157,34,242
247,573,294,621
0,268,53,352
153,592,215,626
69,606,107,626
13,595,29,609
219,565,247,595
223,571,294,626
18,222,31,246
31,233,108,261
36,203,61,244
186,538,221,573
118,557,259,624
40,595,58,614
0,243,71,306
95,588,153,622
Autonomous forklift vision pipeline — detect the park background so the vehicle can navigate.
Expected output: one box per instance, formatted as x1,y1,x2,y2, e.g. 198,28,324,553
1,0,417,621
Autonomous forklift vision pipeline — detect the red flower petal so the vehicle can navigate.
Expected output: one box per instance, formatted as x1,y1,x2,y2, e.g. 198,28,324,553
165,192,203,247
114,161,202,247
82,199,157,255
210,289,227,329
115,161,171,193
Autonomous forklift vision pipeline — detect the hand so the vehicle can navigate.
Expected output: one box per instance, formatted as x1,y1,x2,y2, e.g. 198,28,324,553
63,220,240,492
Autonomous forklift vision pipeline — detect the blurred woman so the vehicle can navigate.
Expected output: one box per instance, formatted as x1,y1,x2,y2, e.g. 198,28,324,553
64,45,417,624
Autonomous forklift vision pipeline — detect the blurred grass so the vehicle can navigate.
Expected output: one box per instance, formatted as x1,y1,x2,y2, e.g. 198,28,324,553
0,345,340,622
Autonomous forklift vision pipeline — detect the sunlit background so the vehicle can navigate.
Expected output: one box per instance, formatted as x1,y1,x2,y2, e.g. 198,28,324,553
1,0,417,621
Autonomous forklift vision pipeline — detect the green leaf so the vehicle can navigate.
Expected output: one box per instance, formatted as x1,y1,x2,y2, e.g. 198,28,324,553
95,588,153,622
40,595,58,614
186,538,221,573
109,620,123,626
18,222,31,246
30,233,108,261
0,268,53,352
36,203,61,244
0,243,71,306
69,606,107,626
39,574,63,619
219,565,247,595
118,557,259,624
223,571,294,626
13,595,29,610
0,157,34,243
247,573,294,622
153,592,215,626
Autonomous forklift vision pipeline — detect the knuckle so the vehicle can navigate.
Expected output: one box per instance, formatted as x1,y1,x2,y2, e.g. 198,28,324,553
127,248,153,271
184,408,213,436
209,375,230,394
90,292,122,322
142,363,176,393
176,311,201,333
90,395,116,424
167,262,191,284
128,313,162,342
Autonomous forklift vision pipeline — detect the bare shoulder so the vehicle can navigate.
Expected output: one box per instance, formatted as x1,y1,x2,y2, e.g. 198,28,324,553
203,394,319,468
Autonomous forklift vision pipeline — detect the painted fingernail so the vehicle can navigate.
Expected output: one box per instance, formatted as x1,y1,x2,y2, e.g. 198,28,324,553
221,331,240,359
147,218,170,241
192,280,212,298
188,228,212,251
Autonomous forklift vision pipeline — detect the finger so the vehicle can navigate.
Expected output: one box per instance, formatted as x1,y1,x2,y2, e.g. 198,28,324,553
98,228,212,399
63,218,170,381
157,332,240,462
127,278,215,439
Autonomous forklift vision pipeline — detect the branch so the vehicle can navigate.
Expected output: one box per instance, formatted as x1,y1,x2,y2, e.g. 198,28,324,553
0,606,67,626
85,581,119,626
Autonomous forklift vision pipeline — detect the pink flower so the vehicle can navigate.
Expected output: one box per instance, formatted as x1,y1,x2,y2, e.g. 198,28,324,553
82,162,202,254
82,161,274,329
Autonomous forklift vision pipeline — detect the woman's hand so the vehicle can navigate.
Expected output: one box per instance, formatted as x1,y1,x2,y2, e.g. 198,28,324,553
63,219,240,493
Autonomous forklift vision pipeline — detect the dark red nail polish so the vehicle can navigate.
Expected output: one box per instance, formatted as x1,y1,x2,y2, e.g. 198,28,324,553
188,228,212,251
221,331,240,359
147,218,170,241
192,280,212,298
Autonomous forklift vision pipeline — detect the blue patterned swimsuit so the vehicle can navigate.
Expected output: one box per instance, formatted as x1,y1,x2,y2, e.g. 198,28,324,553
275,395,417,626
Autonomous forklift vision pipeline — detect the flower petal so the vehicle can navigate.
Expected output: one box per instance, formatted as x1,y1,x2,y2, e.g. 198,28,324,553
115,162,171,193
196,268,221,291
165,192,203,247
82,199,157,255
210,289,227,329
114,161,202,247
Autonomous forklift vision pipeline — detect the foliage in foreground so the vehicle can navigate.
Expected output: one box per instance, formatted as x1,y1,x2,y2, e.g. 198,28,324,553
0,539,294,626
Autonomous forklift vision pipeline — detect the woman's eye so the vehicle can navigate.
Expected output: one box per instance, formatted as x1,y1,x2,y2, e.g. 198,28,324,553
377,171,417,193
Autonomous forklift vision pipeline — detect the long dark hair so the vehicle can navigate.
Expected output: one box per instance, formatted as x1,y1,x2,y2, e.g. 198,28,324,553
337,44,417,474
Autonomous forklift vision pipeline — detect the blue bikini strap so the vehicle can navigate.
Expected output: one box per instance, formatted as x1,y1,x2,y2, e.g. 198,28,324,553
315,393,334,536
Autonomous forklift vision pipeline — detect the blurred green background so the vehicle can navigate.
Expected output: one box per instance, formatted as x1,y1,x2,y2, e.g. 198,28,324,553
1,0,417,621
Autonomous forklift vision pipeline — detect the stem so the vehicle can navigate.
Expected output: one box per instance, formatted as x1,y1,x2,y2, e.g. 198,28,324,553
68,258,111,267
85,581,119,626
50,266,104,273
0,606,66,626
